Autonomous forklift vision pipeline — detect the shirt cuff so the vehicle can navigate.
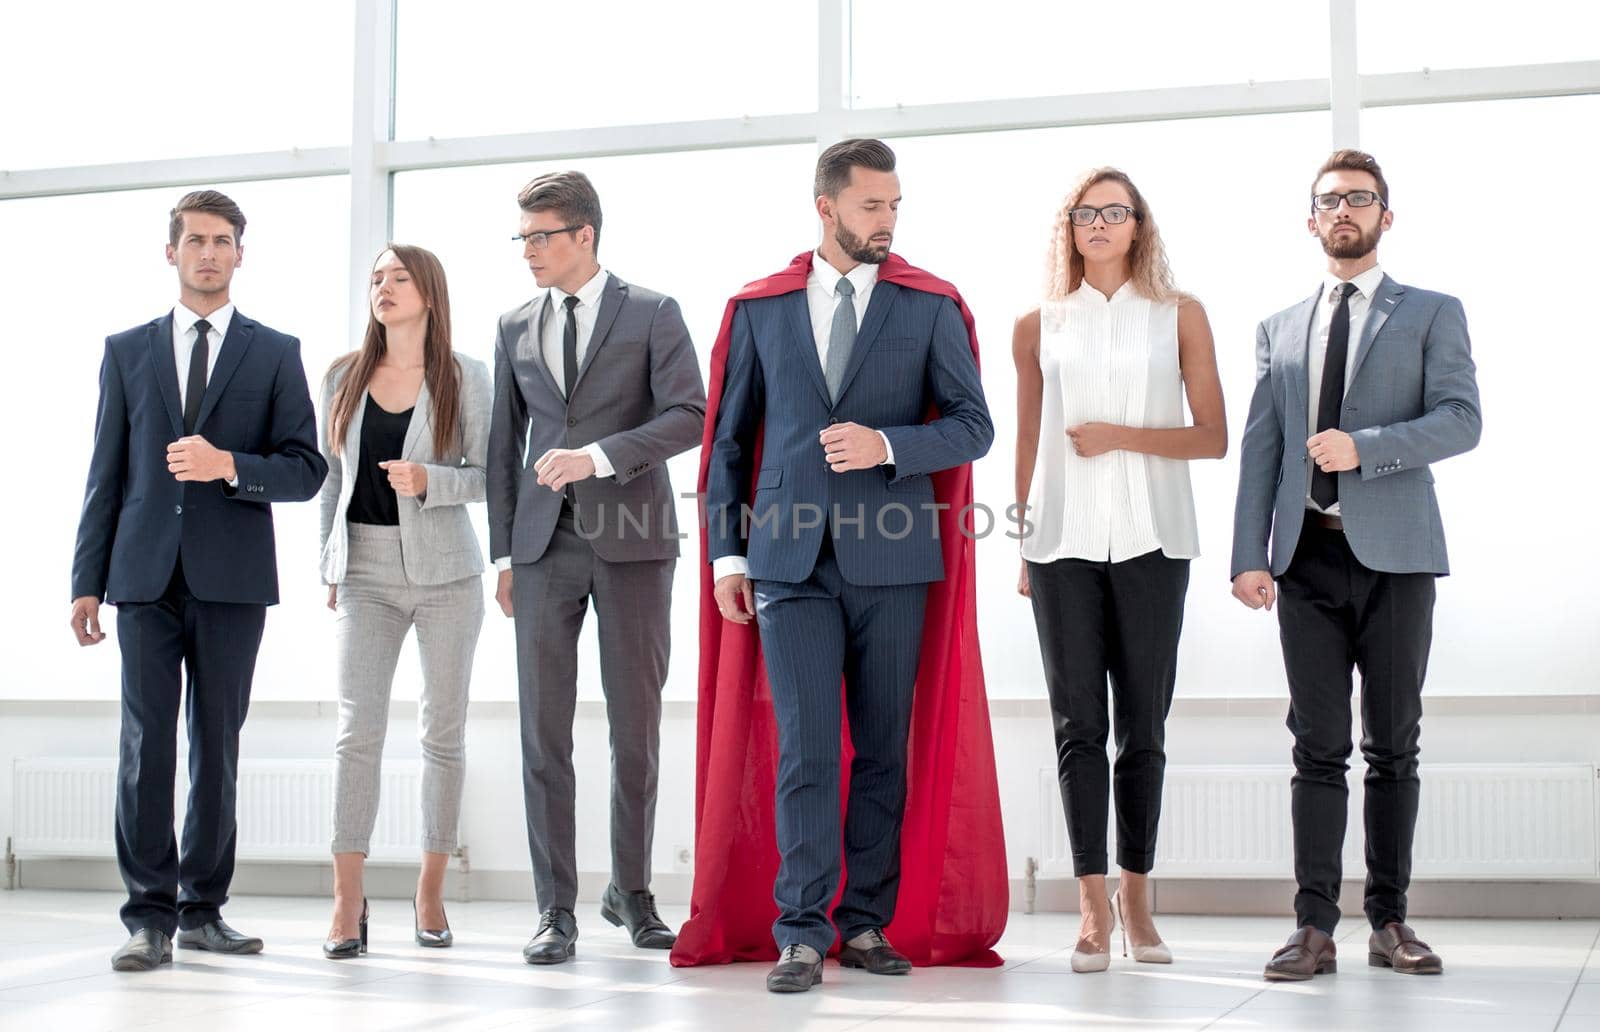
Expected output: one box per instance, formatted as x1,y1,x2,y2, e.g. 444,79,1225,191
585,442,614,479
494,556,512,572
227,476,239,488
877,431,894,466
712,555,749,582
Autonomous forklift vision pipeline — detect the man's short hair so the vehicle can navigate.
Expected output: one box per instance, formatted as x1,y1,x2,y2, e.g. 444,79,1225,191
814,138,897,199
169,190,246,247
517,171,603,256
1312,148,1390,207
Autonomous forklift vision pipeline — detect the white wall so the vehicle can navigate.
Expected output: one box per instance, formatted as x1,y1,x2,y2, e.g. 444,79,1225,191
7,693,1599,901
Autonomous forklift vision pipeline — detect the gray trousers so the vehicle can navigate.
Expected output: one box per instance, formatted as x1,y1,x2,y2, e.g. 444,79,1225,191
332,523,484,855
513,510,672,912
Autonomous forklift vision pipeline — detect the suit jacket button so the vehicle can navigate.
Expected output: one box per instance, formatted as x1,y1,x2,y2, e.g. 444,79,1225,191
567,417,577,427
174,504,183,515
828,417,839,424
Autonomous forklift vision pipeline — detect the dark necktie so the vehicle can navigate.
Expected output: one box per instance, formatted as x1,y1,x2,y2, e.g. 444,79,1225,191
1311,283,1356,510
562,295,580,399
184,319,211,435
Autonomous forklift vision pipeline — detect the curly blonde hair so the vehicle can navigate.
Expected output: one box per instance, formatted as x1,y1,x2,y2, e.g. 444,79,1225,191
1044,167,1186,303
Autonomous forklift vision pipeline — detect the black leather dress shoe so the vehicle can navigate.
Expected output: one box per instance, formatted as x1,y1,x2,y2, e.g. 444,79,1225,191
176,918,264,954
839,929,912,975
767,944,824,992
599,884,676,949
111,928,173,972
523,908,578,965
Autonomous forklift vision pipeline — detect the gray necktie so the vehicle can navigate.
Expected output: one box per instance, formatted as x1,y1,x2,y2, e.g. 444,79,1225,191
824,276,856,402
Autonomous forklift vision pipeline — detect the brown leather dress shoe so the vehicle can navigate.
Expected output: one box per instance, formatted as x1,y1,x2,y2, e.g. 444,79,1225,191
1263,926,1337,981
1368,922,1442,974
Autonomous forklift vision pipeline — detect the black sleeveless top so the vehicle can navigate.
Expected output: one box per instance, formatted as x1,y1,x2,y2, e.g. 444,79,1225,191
347,394,414,526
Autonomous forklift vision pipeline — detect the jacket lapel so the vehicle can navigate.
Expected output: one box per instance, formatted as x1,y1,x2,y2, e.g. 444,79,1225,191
833,279,899,405
1285,286,1321,437
571,273,624,397
147,314,183,438
402,378,432,460
1347,275,1405,389
519,293,564,401
782,289,833,407
343,385,369,468
193,313,252,434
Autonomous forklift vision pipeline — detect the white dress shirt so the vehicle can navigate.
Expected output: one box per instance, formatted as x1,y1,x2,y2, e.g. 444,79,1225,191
172,301,233,411
1306,263,1384,515
712,252,895,583
493,267,616,571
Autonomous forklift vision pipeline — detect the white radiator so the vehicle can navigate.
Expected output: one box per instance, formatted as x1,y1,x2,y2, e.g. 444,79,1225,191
11,758,425,864
1036,763,1598,879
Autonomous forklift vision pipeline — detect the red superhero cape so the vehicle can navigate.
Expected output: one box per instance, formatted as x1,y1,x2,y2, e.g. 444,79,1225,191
669,251,1008,968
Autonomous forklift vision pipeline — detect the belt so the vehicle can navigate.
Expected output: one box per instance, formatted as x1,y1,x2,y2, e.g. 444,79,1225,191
1308,511,1343,532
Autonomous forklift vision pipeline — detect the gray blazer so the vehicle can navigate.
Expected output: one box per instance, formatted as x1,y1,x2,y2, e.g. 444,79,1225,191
318,354,491,585
1231,274,1482,579
487,273,706,565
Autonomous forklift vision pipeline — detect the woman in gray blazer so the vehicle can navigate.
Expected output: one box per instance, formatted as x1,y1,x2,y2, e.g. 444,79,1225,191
317,244,490,958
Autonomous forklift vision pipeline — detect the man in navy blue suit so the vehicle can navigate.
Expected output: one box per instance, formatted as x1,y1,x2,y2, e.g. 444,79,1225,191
69,190,327,972
705,139,994,992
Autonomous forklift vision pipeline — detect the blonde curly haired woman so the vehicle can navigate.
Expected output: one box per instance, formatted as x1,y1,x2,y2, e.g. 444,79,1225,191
1013,168,1227,972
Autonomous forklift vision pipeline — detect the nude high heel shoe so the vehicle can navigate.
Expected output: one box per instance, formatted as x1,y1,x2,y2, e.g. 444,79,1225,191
1070,898,1114,973
1114,890,1172,964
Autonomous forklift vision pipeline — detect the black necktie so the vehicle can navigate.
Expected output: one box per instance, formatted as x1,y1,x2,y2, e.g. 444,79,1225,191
1311,283,1356,510
562,295,580,399
184,319,211,435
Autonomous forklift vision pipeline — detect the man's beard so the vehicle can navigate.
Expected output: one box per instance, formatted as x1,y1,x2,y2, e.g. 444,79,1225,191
836,223,890,264
1320,220,1382,259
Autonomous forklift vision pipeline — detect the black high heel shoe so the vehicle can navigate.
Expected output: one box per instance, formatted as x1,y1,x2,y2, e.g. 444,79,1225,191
414,897,453,948
323,897,368,959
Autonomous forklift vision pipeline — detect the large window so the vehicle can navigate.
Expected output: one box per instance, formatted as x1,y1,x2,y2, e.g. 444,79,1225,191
1357,0,1600,73
1361,94,1600,696
394,0,819,140
393,145,817,702
0,2,353,168
0,177,350,702
5,3,1595,700
850,0,1327,107
887,111,1331,698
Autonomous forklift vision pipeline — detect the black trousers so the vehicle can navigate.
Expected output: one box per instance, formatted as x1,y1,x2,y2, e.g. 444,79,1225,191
754,535,928,956
1027,548,1189,877
113,558,265,936
1276,521,1435,934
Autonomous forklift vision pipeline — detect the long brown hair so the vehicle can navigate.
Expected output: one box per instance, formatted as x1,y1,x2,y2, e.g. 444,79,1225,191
327,243,462,459
1044,167,1187,304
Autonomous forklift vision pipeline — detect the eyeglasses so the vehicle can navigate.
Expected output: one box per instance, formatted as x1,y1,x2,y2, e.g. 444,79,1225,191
1068,204,1140,226
511,225,581,249
1311,190,1385,212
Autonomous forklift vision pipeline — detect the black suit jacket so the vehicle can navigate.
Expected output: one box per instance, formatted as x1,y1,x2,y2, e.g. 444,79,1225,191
71,311,327,605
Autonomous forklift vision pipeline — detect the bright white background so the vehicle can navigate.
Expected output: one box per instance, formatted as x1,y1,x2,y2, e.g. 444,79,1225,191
2,1,1596,708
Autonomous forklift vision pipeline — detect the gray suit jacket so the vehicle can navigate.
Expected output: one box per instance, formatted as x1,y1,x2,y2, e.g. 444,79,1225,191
318,354,491,585
487,273,707,565
1231,274,1482,579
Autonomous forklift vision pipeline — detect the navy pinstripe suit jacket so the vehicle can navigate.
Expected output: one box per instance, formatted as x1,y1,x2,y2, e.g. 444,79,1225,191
706,280,993,586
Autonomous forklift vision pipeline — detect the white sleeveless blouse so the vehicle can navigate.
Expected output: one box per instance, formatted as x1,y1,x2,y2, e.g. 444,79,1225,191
1022,282,1200,564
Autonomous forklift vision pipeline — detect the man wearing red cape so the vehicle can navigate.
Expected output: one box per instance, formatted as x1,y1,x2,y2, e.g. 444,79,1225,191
671,139,1009,991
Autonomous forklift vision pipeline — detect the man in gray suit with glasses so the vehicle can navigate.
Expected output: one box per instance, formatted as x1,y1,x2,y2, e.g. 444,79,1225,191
488,171,706,965
1231,149,1481,983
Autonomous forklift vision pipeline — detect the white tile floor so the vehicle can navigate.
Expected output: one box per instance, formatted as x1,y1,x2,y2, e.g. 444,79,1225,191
0,890,1596,1031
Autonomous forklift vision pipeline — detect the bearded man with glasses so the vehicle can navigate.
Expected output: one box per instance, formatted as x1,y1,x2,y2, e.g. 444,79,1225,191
1230,149,1482,982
